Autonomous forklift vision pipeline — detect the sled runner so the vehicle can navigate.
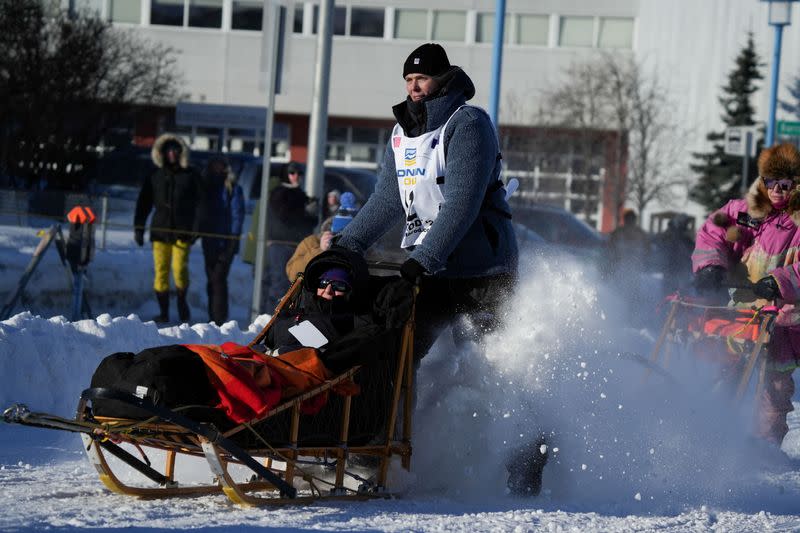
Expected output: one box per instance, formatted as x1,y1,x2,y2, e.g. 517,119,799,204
645,294,778,400
2,268,417,507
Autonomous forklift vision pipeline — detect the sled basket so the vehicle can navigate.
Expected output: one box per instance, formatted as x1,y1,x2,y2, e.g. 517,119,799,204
2,266,417,506
645,295,779,401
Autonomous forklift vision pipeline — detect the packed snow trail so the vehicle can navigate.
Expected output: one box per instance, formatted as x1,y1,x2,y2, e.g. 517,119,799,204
2,231,800,530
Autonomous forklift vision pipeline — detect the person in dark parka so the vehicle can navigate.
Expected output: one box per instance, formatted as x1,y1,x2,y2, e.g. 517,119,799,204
199,156,245,326
134,133,202,324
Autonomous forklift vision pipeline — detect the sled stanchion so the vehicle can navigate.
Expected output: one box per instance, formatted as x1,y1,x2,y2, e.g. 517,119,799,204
401,300,416,470
284,402,301,488
755,351,768,402
736,313,775,400
644,299,679,382
249,275,304,348
335,395,352,492
378,289,416,487
165,450,176,482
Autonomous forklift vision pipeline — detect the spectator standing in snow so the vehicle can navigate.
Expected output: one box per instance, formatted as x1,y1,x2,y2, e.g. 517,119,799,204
265,161,315,309
604,208,651,324
652,214,694,296
325,189,341,217
285,192,360,282
693,143,800,450
199,156,245,326
134,134,201,324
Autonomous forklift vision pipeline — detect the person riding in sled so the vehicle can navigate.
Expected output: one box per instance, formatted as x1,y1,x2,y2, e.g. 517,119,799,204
693,142,800,449
265,248,406,373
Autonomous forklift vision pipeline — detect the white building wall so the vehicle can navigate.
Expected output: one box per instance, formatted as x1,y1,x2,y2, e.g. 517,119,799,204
107,0,800,226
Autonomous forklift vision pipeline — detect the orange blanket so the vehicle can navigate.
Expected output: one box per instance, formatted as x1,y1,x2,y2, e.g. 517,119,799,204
184,342,358,424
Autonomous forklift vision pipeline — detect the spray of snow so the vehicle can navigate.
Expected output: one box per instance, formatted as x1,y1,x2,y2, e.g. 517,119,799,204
411,249,797,513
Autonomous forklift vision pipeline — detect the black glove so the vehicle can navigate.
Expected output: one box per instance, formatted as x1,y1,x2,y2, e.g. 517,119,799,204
694,265,725,291
753,276,781,300
134,229,144,247
374,278,415,329
400,258,426,284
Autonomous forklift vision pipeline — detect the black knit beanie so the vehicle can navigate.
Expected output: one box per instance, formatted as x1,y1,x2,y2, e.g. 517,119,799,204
402,43,450,78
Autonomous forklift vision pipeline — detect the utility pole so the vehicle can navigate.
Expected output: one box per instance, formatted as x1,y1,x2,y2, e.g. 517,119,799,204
488,0,506,128
305,0,334,222
251,0,282,322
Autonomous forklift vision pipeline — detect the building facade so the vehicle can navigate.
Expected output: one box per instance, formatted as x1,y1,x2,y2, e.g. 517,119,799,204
72,0,800,230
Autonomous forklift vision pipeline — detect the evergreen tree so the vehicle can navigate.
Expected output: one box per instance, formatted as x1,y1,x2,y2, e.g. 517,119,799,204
689,33,763,212
779,75,800,119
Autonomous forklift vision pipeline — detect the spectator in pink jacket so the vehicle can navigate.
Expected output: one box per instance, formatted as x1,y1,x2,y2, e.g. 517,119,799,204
692,143,800,448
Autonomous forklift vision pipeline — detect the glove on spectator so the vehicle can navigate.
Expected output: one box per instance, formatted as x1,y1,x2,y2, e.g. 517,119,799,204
134,229,144,247
694,265,725,291
753,276,781,300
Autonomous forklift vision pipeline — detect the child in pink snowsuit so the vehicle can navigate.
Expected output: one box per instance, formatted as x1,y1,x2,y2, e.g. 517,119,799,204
692,143,800,447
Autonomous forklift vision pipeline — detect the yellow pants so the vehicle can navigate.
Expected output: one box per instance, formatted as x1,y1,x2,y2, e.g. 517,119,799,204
152,240,190,292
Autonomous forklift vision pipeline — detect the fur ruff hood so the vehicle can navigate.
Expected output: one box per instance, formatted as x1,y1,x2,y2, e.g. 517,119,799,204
151,133,190,169
711,180,800,243
713,143,800,241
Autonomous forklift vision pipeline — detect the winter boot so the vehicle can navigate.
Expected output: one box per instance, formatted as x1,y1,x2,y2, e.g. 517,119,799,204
176,288,191,323
506,438,549,497
153,291,169,324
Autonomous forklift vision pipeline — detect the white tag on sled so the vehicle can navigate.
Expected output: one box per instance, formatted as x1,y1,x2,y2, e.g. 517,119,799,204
134,386,149,399
288,320,329,349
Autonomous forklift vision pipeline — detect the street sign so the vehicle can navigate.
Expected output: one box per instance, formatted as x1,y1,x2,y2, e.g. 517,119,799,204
778,120,800,137
724,126,760,157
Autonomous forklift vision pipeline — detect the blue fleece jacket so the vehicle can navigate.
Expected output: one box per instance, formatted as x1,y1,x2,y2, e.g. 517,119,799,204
338,68,518,278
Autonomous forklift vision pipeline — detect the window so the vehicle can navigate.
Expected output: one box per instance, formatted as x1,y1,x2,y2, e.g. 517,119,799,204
313,5,346,35
559,16,593,47
516,14,548,46
150,0,184,26
432,10,465,41
395,8,427,40
293,3,303,33
74,0,103,15
109,0,140,23
350,127,381,163
476,12,494,43
350,7,384,38
326,126,348,161
598,17,633,48
232,0,263,31
188,0,222,28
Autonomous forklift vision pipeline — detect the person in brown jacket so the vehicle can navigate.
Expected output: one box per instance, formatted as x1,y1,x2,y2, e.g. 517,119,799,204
286,217,335,282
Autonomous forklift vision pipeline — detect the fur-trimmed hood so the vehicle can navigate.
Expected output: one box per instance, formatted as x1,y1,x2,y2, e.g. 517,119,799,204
711,178,800,243
151,133,190,169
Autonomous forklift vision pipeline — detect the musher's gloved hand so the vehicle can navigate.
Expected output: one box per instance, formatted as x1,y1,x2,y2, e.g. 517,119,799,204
374,279,415,329
753,275,781,300
400,258,426,284
694,265,725,291
134,229,144,247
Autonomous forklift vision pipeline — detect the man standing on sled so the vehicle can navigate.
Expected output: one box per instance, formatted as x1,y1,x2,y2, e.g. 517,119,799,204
693,143,800,450
335,42,517,357
333,43,542,494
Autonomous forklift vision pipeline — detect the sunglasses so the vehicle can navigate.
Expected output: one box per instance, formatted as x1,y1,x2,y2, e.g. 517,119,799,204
762,177,795,192
318,278,351,293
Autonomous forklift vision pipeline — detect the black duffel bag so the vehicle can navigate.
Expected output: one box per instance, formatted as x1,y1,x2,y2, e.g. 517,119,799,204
89,344,218,419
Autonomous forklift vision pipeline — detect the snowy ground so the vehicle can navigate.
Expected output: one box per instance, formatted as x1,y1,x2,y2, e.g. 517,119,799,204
2,223,800,531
